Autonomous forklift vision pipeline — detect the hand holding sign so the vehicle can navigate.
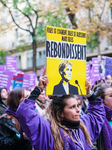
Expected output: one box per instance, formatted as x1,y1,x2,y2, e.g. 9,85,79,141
38,75,49,89
85,79,91,95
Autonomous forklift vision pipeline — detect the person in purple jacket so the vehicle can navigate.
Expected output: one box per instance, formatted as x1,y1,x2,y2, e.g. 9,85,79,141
17,75,105,150
94,84,112,150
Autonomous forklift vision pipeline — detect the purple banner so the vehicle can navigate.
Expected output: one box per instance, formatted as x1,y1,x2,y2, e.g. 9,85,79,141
0,65,4,71
105,57,112,77
0,71,3,83
6,56,17,73
92,57,100,84
27,72,37,88
0,71,13,91
4,65,6,71
22,74,30,90
0,65,6,71
86,62,94,85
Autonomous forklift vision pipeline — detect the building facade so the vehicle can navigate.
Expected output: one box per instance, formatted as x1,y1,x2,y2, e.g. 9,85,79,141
0,0,112,77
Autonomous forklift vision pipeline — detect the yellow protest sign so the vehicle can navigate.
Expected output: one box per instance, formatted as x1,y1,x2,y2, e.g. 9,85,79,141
46,26,86,95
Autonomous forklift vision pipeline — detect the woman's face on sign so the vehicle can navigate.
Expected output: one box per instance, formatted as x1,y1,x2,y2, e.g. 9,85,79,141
63,65,72,81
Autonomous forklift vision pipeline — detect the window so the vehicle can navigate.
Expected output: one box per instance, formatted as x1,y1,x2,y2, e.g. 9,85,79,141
27,25,32,43
27,52,33,68
52,0,58,2
36,49,46,67
39,51,42,58
16,55,21,69
15,29,18,41
108,35,112,46
43,50,45,57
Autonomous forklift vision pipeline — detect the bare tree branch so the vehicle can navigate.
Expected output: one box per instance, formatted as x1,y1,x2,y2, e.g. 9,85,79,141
9,9,32,34
1,1,32,34
25,0,38,28
16,6,34,31
99,0,106,21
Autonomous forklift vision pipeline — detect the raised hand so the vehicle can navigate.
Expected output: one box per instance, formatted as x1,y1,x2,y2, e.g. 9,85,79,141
85,79,91,95
38,75,49,89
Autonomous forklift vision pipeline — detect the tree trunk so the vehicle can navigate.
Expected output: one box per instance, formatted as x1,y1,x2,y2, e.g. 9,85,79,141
32,39,37,72
97,29,100,55
65,8,78,29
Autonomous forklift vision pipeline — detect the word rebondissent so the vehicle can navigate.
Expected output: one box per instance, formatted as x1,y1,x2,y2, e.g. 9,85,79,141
46,41,86,60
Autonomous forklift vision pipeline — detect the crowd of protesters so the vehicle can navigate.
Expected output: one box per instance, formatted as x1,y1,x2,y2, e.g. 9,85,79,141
0,74,112,150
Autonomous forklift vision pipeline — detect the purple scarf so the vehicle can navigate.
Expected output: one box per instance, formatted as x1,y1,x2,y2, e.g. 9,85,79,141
102,105,112,150
5,106,18,120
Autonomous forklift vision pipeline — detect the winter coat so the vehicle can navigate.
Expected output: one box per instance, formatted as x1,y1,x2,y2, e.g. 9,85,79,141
17,99,105,150
0,88,7,115
0,114,32,150
99,105,112,150
0,103,7,115
92,105,112,150
17,87,105,150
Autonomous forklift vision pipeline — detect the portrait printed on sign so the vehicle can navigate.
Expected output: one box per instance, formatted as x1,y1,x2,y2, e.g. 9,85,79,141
46,58,86,95
46,26,87,95
53,60,79,95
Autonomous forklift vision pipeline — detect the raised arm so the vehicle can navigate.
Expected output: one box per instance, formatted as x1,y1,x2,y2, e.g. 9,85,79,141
80,79,105,143
28,75,49,100
81,91,105,143
17,76,55,150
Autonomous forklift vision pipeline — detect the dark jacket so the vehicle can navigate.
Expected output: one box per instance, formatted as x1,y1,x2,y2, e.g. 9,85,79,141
0,114,32,150
0,103,7,115
53,81,79,95
0,88,7,115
